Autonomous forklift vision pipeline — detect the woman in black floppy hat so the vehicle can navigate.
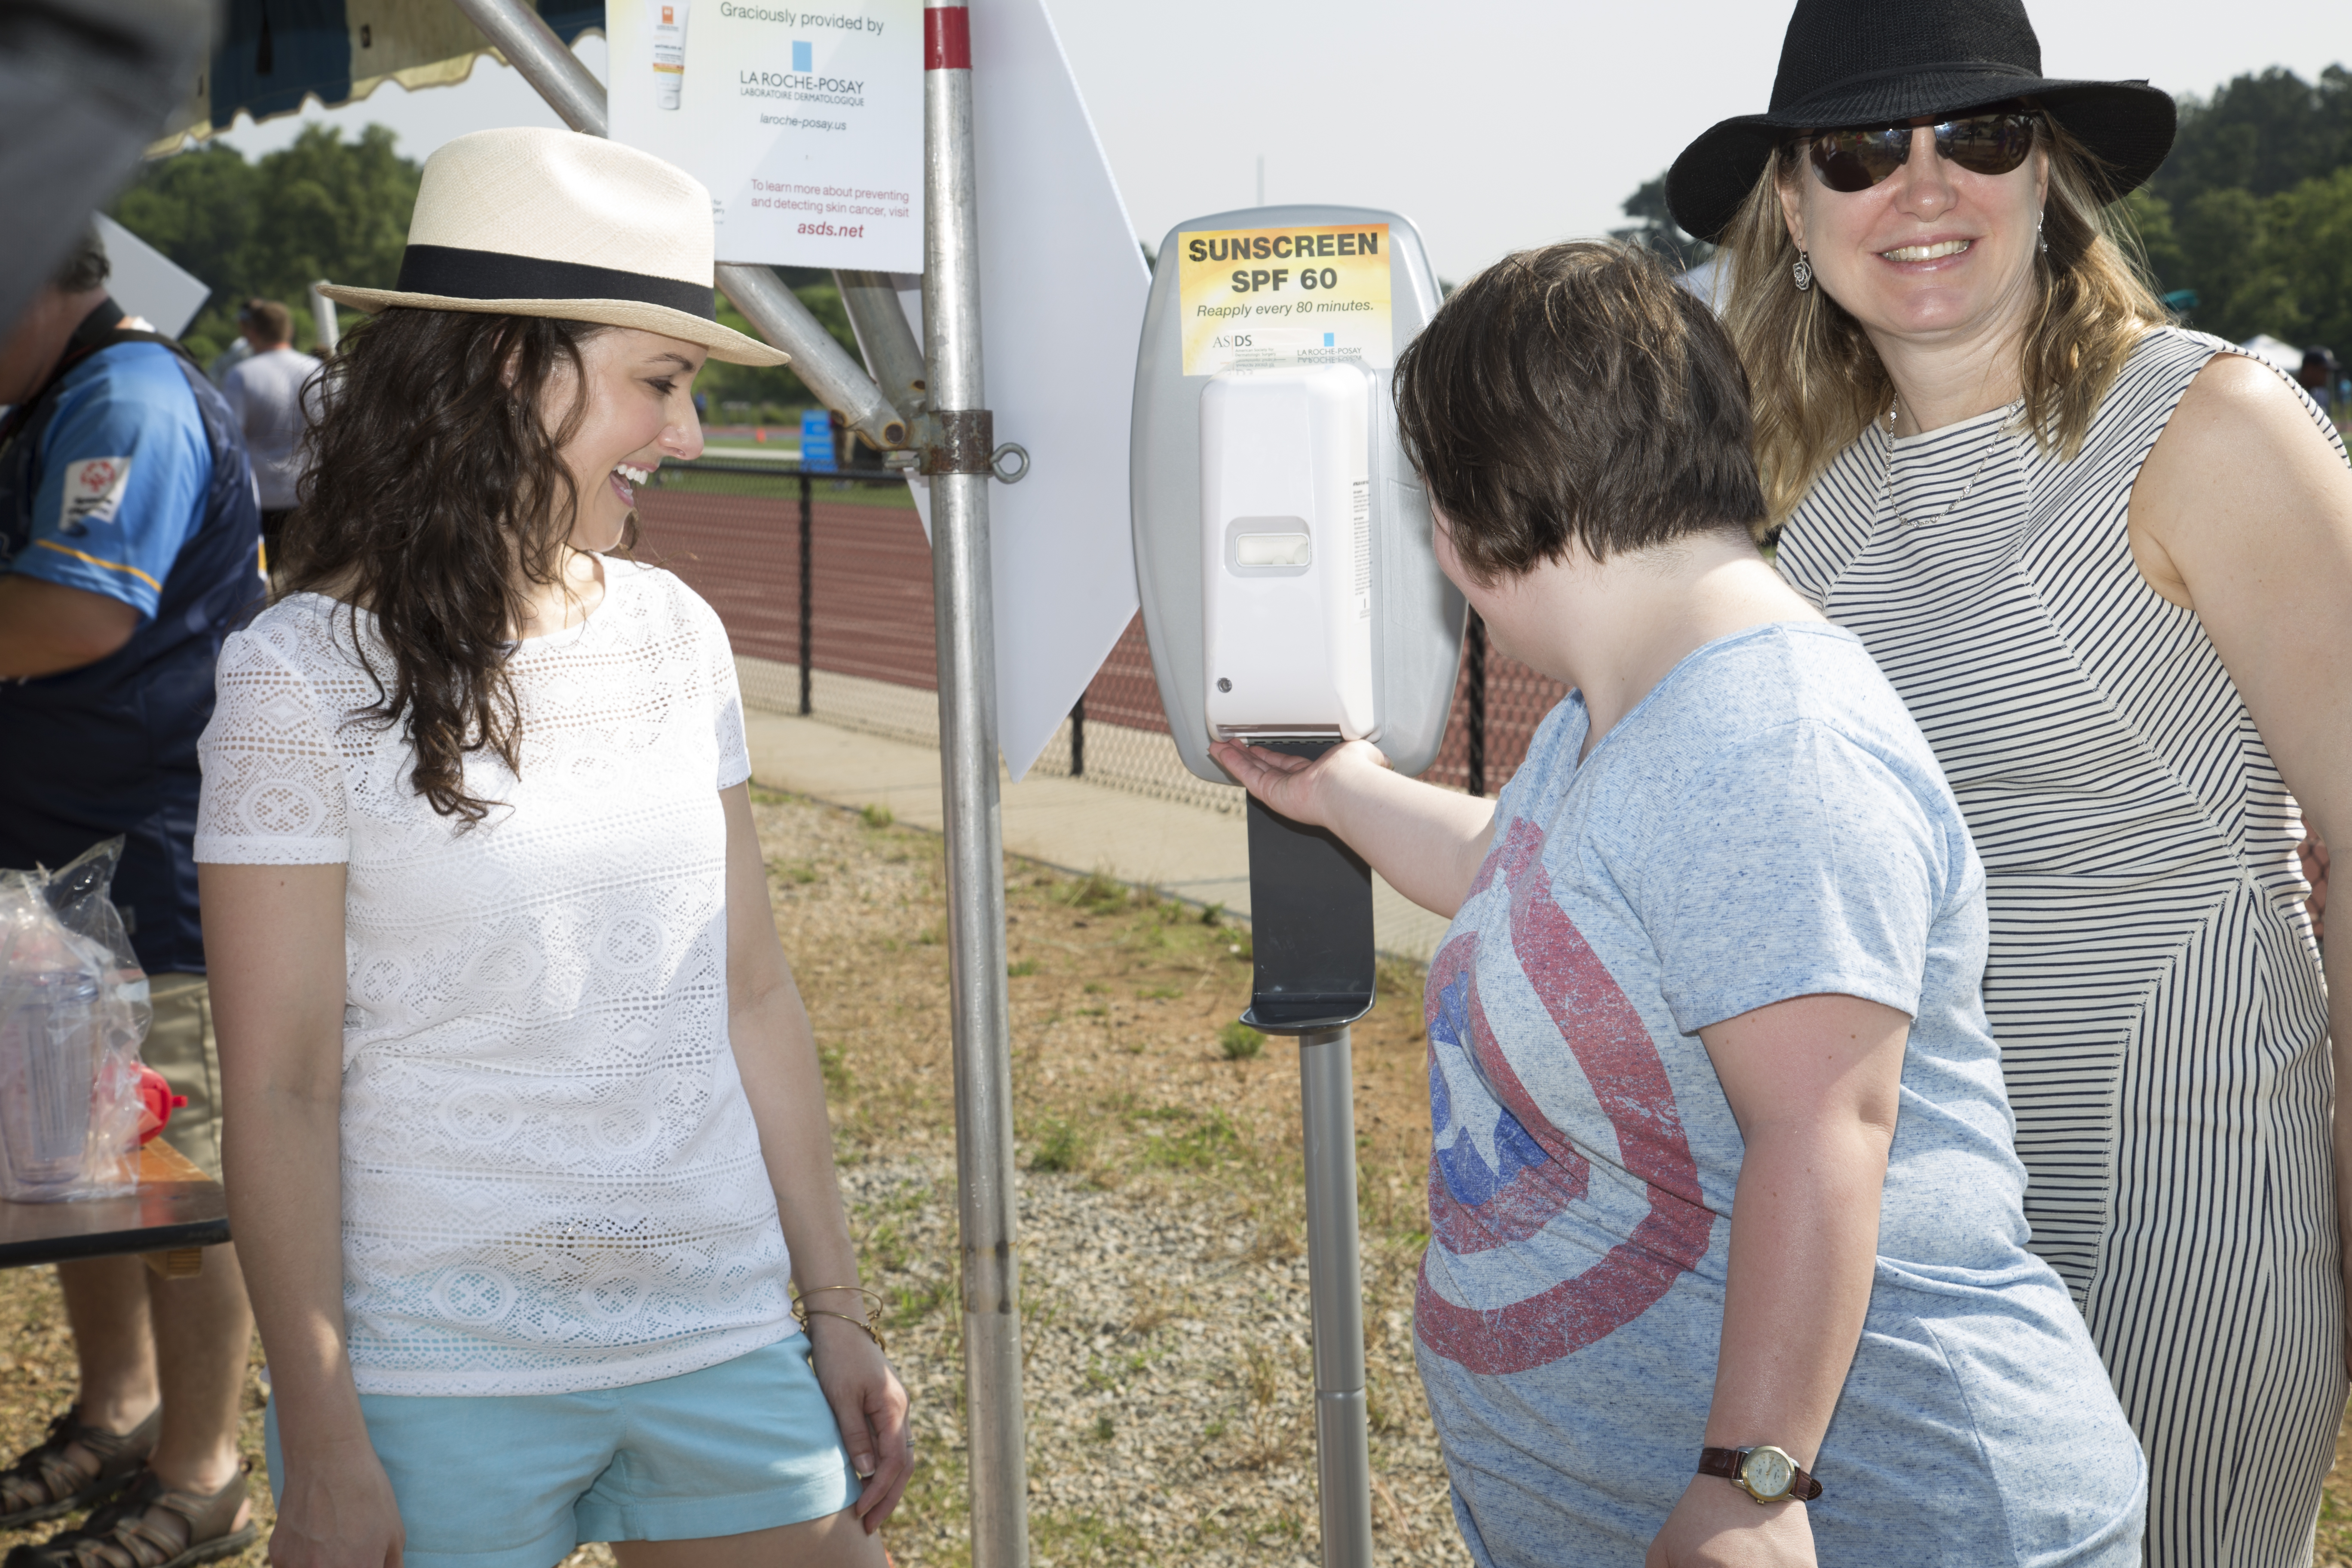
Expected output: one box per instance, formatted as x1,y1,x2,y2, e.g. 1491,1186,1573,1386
1670,1,2352,1560
191,128,907,1568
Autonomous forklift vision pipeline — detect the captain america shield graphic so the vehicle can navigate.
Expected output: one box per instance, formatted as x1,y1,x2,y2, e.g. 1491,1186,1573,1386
1416,818,1715,1376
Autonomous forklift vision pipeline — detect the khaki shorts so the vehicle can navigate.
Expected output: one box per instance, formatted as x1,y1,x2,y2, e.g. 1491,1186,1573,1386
143,974,224,1181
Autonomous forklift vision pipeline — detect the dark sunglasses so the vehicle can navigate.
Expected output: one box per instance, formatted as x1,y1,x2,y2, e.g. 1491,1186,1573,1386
1801,112,2041,193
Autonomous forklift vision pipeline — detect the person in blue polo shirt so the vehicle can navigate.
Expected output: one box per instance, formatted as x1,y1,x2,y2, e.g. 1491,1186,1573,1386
0,228,264,1565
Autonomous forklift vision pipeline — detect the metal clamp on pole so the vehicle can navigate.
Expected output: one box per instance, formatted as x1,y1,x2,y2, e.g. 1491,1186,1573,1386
447,0,909,454
924,408,995,475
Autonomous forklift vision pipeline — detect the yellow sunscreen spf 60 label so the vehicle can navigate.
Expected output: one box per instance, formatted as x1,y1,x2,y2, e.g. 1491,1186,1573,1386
1177,223,1393,377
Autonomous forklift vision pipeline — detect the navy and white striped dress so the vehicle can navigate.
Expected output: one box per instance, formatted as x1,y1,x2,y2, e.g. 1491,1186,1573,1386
1775,325,2346,1567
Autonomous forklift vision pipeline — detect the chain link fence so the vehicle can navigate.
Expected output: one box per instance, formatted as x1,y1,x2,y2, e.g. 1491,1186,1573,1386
632,469,1568,808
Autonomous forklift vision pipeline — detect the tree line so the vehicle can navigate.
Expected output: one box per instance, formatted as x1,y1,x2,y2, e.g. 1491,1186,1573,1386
108,124,853,416
2135,66,2351,350
109,65,2350,389
1611,64,2351,353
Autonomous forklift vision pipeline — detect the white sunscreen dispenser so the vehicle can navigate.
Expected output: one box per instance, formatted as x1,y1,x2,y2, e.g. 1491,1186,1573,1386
1130,203,1460,781
1200,365,1377,743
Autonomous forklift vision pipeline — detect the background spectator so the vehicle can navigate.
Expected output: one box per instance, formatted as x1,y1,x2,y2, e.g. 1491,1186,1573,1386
0,226,263,1561
217,299,318,560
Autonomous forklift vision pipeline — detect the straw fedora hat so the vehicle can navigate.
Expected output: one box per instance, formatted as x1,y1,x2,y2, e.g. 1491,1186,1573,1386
319,127,789,366
1665,0,2175,244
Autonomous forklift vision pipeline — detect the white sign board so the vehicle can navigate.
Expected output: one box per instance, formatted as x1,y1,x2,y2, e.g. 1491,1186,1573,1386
898,0,1147,781
608,0,923,270
92,215,209,340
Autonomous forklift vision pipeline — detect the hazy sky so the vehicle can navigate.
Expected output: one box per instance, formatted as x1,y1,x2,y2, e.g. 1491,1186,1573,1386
214,0,2348,282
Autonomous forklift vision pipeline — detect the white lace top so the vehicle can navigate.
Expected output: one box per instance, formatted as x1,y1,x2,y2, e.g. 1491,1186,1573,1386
196,559,795,1396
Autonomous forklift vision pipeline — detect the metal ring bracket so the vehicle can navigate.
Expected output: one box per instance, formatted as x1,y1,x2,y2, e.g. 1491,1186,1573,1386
990,442,1031,484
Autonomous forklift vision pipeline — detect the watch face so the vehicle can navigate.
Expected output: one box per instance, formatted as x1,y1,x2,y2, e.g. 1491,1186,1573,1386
1742,1448,1795,1499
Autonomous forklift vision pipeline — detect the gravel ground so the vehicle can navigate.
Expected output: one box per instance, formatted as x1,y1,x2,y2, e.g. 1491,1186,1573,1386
838,1154,1470,1568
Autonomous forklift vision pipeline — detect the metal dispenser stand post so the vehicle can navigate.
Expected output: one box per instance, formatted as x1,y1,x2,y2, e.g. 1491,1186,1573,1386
1128,202,1458,1568
1240,749,1378,1568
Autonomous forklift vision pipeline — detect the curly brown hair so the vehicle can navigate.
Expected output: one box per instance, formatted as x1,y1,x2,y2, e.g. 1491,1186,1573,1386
279,306,616,824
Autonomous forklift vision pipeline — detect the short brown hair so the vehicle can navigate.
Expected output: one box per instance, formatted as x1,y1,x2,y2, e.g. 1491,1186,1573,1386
1393,241,1765,583
50,227,109,294
243,299,294,345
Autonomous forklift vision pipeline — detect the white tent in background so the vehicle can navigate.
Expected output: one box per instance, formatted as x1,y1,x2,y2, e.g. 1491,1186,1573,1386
1677,253,1729,311
2241,334,2305,375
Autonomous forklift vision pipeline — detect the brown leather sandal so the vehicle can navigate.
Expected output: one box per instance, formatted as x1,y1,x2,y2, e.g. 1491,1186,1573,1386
0,1406,162,1528
4,1464,258,1568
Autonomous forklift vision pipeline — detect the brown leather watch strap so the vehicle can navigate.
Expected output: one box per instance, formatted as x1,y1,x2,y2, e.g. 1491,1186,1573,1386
1696,1446,1824,1502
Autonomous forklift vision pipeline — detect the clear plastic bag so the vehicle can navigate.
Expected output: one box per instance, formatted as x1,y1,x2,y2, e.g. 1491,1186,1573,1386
0,839,149,1202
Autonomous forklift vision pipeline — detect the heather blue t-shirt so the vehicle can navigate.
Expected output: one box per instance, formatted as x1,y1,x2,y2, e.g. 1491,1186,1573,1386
1415,622,2144,1567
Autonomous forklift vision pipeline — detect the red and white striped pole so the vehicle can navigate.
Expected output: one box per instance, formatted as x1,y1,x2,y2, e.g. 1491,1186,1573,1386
923,5,1031,1566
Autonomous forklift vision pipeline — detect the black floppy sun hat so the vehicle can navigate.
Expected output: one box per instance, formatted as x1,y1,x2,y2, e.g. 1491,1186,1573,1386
1665,0,2176,244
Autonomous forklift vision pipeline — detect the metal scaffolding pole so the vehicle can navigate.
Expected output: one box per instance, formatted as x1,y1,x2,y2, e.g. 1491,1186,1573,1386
836,268,932,445
923,6,1029,1566
449,0,907,449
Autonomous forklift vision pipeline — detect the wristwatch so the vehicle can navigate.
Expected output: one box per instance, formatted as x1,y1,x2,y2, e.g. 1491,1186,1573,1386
1697,1445,1823,1504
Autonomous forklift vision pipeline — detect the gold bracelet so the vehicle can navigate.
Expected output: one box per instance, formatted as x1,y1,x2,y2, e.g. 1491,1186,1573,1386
800,1285,884,1308
794,1302,889,1354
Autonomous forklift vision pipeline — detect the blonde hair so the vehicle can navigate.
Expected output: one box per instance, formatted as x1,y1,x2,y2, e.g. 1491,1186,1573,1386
1721,115,2165,531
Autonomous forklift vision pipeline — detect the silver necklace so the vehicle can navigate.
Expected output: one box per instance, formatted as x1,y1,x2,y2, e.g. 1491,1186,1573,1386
1884,393,2006,532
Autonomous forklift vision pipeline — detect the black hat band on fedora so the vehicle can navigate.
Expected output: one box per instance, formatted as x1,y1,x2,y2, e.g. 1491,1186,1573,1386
1779,57,2040,110
393,245,718,323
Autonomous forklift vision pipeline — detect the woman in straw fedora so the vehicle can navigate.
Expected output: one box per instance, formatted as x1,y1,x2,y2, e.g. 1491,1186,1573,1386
1669,0,2352,1560
193,128,907,1568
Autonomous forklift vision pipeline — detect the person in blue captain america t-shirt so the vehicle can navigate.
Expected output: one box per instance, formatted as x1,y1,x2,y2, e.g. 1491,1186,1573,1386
1213,243,2146,1568
0,226,265,1563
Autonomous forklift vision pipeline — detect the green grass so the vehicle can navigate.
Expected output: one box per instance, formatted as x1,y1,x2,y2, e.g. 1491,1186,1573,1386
644,465,919,506
860,802,895,829
818,1044,851,1098
1134,1107,1241,1171
1029,1116,1087,1173
1007,958,1039,977
888,1274,956,1328
1061,870,1129,914
1031,1508,1148,1565
1218,1021,1265,1061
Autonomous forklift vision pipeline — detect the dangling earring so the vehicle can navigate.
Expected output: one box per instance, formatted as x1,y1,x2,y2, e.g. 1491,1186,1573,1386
2037,214,2047,257
1792,249,1813,291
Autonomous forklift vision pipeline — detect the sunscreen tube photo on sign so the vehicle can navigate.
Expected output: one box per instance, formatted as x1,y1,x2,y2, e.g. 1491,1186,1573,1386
652,0,690,109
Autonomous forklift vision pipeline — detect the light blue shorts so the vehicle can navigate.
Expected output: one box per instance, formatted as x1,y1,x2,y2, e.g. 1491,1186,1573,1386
264,1335,860,1568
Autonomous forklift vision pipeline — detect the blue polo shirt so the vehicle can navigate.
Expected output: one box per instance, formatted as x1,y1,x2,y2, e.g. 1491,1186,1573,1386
0,311,264,974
